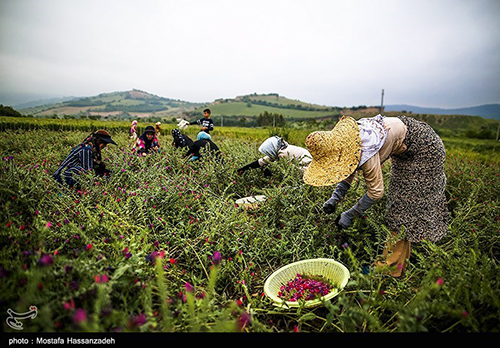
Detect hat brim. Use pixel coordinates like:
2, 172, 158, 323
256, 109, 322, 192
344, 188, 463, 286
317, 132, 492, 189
302, 116, 361, 187
98, 135, 117, 145
303, 156, 358, 186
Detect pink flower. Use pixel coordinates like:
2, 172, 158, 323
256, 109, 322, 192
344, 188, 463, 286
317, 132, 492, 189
436, 277, 444, 286
64, 299, 75, 310
185, 282, 194, 293
73, 309, 87, 324
46, 222, 52, 228
95, 274, 109, 283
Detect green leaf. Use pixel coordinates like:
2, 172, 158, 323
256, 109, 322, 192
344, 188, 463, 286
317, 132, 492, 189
298, 312, 317, 322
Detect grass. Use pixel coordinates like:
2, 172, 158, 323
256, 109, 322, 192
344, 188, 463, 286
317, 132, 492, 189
0, 121, 499, 333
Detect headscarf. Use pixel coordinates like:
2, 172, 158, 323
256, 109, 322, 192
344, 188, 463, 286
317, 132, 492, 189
357, 114, 388, 167
172, 129, 186, 147
197, 131, 212, 141
133, 126, 159, 153
258, 136, 289, 160
131, 120, 137, 135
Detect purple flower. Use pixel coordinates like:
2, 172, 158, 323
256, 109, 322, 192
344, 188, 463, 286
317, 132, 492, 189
37, 254, 53, 267
212, 251, 222, 266
238, 312, 251, 330
128, 313, 147, 328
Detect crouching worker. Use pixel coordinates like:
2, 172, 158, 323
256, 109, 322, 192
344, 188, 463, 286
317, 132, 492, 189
184, 131, 220, 161
132, 125, 160, 155
303, 115, 448, 277
171, 128, 194, 149
237, 136, 311, 177
53, 130, 117, 189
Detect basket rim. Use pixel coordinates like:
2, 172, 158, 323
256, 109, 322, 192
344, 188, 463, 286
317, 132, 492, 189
263, 258, 350, 308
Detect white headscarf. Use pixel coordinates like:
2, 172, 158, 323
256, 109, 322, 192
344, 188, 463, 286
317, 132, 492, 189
258, 136, 289, 159
357, 114, 388, 167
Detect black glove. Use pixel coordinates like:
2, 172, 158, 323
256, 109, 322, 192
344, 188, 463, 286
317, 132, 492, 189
94, 162, 110, 177
323, 201, 337, 214
323, 181, 351, 214
237, 160, 260, 176
337, 193, 377, 229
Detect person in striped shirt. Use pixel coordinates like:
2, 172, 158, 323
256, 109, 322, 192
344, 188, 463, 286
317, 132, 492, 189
53, 130, 117, 189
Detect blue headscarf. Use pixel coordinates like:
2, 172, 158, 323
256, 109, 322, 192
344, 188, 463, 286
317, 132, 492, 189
197, 131, 212, 141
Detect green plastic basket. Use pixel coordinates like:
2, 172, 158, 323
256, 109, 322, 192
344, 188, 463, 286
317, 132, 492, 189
263, 258, 350, 308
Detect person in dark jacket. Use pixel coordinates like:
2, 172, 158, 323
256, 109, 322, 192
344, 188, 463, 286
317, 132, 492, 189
53, 130, 117, 189
184, 131, 220, 161
188, 109, 214, 134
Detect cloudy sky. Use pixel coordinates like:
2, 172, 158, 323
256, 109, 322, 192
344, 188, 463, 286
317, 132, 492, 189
1, 0, 499, 108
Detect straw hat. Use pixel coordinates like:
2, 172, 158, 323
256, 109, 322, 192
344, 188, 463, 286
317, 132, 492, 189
303, 116, 361, 186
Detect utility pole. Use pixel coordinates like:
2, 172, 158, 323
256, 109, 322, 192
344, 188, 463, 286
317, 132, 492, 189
380, 89, 385, 114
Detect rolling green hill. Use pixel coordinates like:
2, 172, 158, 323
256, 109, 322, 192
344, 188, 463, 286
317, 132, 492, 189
18, 90, 347, 121
19, 89, 205, 119
11, 89, 500, 140
192, 93, 342, 119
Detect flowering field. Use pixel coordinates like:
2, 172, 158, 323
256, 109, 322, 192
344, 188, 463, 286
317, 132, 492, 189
1, 122, 499, 333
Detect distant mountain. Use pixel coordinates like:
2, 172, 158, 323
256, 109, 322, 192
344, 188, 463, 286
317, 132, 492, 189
16, 91, 345, 121
0, 91, 72, 108
18, 89, 205, 119
385, 104, 500, 120
13, 96, 79, 109
9, 88, 500, 122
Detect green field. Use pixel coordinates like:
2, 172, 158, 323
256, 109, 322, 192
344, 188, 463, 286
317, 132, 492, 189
197, 101, 337, 119
1, 117, 499, 333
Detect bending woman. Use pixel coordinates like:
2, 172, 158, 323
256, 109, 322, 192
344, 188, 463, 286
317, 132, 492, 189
303, 115, 448, 277
184, 131, 220, 161
237, 136, 312, 177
